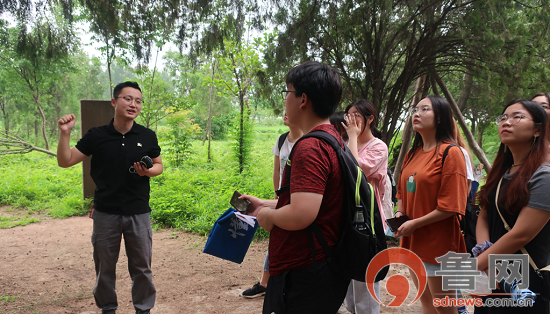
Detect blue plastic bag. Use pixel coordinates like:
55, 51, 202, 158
203, 208, 258, 264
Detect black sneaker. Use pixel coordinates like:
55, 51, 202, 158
242, 282, 266, 299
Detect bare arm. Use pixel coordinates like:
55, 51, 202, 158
57, 114, 88, 168
256, 192, 322, 232
395, 199, 403, 216
394, 209, 455, 237
476, 206, 550, 271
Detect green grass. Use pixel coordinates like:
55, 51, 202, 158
0, 295, 18, 303
0, 215, 40, 229
0, 153, 91, 218
149, 123, 283, 239
0, 118, 497, 234
0, 121, 285, 238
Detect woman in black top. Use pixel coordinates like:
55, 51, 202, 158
475, 99, 550, 313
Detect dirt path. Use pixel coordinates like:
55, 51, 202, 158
0, 213, 422, 314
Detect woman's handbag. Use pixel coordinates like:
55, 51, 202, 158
495, 177, 550, 301
203, 208, 258, 264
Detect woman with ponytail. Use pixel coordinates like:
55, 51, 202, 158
475, 99, 550, 313
342, 99, 388, 314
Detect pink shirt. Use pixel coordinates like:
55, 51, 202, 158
357, 137, 389, 229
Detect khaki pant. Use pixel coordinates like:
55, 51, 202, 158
91, 210, 156, 313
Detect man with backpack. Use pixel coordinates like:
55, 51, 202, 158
241, 61, 352, 313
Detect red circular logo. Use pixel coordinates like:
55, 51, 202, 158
366, 247, 427, 307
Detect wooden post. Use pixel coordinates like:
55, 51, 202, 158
80, 100, 114, 199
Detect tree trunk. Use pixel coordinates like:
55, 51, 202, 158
145, 47, 161, 129
457, 71, 473, 111
34, 120, 38, 146
393, 75, 426, 181
430, 75, 440, 96
477, 124, 484, 148
0, 129, 56, 156
434, 72, 492, 172
239, 91, 245, 173
37, 106, 49, 151
205, 61, 215, 163
1, 101, 8, 133
107, 42, 115, 99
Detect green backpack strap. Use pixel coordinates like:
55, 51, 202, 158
355, 166, 376, 237
355, 166, 362, 206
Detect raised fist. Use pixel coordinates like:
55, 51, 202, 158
58, 114, 76, 133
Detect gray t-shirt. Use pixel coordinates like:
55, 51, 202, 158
503, 163, 550, 212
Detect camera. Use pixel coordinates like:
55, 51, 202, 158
129, 156, 154, 173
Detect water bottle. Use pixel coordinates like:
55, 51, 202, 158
353, 206, 368, 234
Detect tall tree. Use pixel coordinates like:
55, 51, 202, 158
214, 38, 262, 173
0, 13, 76, 151
261, 0, 475, 143
134, 68, 186, 129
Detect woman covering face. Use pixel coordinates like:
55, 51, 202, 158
340, 100, 389, 314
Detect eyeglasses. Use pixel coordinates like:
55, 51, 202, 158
281, 90, 298, 100
116, 95, 143, 105
346, 112, 361, 118
409, 106, 432, 116
495, 114, 537, 126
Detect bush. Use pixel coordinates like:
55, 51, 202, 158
190, 112, 236, 140
0, 153, 92, 217
158, 109, 202, 167
0, 123, 282, 239
149, 133, 275, 239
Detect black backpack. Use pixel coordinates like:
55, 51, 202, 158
277, 131, 289, 151
441, 144, 479, 256
279, 130, 388, 282
387, 167, 398, 204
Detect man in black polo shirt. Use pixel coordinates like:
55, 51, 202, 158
56, 81, 162, 314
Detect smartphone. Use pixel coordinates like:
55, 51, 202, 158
230, 190, 250, 214
386, 215, 410, 232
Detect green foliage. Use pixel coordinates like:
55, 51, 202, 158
158, 109, 202, 167
0, 153, 92, 218
163, 52, 234, 140
212, 38, 264, 173
149, 126, 277, 238
0, 216, 40, 229
231, 109, 254, 173
134, 68, 187, 129
189, 112, 236, 140
0, 124, 281, 239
